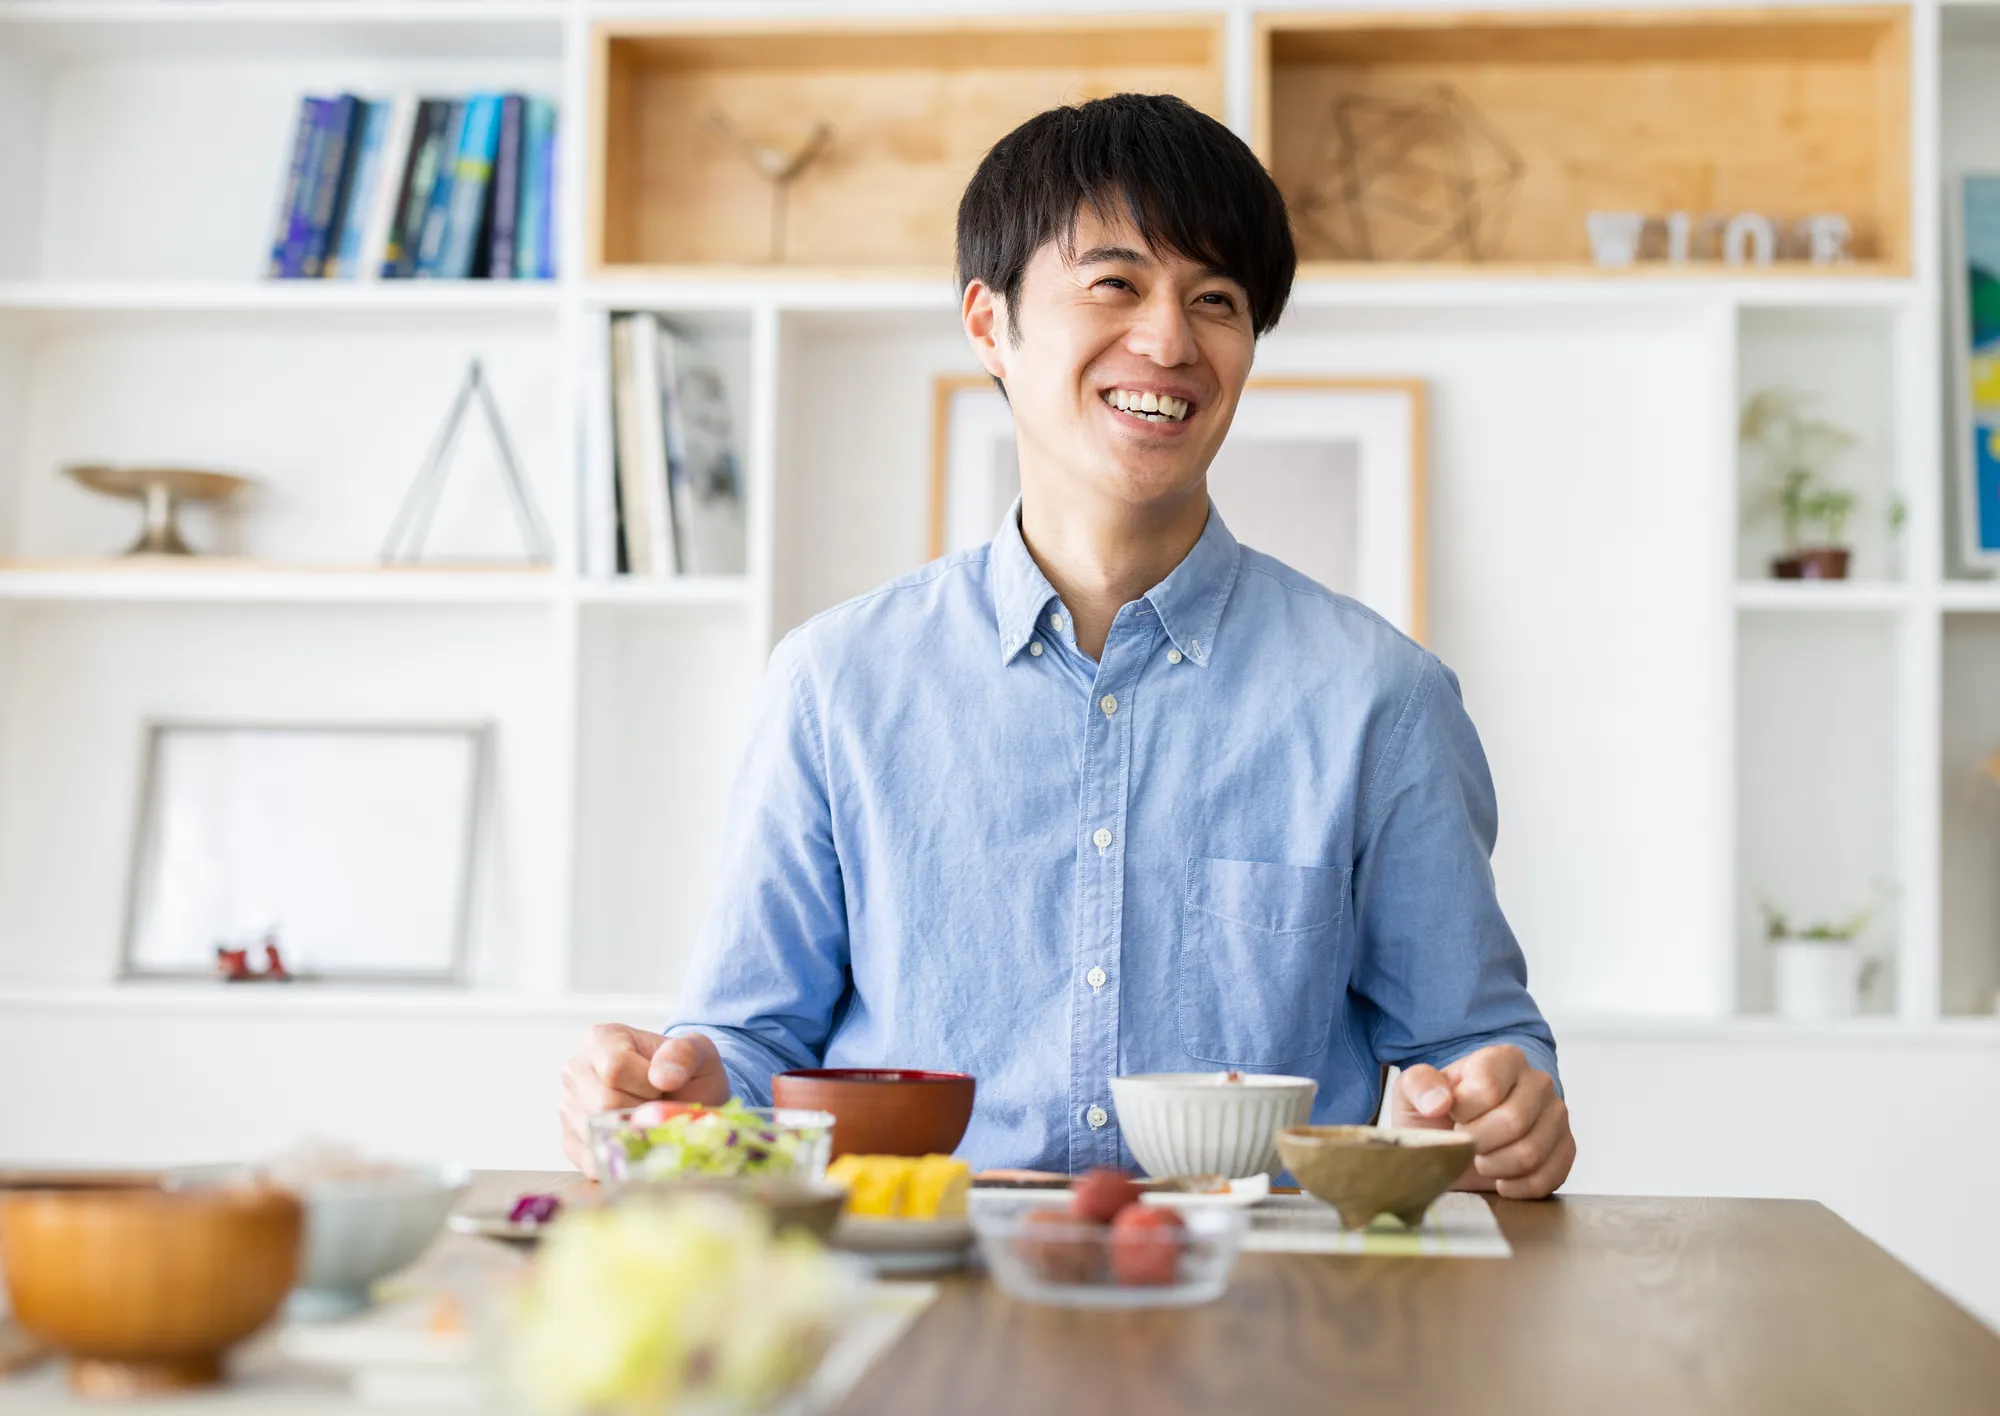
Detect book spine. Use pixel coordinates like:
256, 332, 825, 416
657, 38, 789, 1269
266, 96, 318, 278
486, 95, 524, 281
356, 94, 417, 283
413, 100, 466, 279
514, 97, 549, 280
660, 328, 747, 577
383, 98, 445, 279
653, 324, 687, 575
438, 94, 501, 280
536, 103, 558, 279
608, 315, 656, 578
301, 94, 360, 279
278, 98, 331, 279
330, 99, 390, 281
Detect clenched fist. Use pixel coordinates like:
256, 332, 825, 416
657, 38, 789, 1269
1387, 1043, 1574, 1200
559, 1024, 731, 1176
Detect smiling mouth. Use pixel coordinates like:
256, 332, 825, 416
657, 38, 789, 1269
1102, 388, 1192, 423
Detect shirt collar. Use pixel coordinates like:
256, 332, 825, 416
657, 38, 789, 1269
988, 496, 1241, 669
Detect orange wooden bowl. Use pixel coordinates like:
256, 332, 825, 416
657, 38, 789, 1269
0, 1183, 302, 1396
770, 1069, 975, 1158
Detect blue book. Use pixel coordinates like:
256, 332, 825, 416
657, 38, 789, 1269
266, 96, 319, 278
413, 100, 466, 278
436, 94, 502, 280
329, 99, 391, 280
514, 96, 553, 280
301, 94, 360, 278
277, 97, 332, 279
485, 95, 524, 280
534, 100, 557, 279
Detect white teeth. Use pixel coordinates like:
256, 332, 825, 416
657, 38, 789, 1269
1103, 390, 1190, 422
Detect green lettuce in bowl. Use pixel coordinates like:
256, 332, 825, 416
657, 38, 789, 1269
589, 1101, 834, 1195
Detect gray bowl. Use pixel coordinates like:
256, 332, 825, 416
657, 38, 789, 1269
167, 1161, 468, 1320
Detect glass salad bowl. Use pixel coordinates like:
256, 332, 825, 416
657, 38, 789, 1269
589, 1101, 835, 1197
969, 1196, 1248, 1309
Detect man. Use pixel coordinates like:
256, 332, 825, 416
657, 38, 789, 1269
562, 94, 1574, 1198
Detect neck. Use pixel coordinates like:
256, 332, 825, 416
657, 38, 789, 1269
1016, 478, 1209, 661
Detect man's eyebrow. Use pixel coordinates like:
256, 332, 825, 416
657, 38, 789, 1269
1072, 244, 1238, 284
1072, 244, 1153, 267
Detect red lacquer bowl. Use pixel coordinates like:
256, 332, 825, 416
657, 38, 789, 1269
769, 1069, 975, 1158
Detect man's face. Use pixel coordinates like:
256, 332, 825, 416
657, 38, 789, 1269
964, 204, 1257, 514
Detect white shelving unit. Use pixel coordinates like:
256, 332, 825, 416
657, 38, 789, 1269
0, 0, 1994, 1031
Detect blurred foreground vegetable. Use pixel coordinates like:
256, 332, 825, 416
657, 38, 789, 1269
508, 1195, 855, 1415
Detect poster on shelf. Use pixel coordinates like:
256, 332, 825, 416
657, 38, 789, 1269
1950, 174, 2000, 568
928, 376, 1428, 642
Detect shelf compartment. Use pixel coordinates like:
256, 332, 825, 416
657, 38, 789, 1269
589, 17, 1226, 275
1256, 7, 1911, 274
1941, 616, 2000, 1017
1735, 611, 1902, 1016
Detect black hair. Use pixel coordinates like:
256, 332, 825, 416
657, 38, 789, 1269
955, 93, 1296, 339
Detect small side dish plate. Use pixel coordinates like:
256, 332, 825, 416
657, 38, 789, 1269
445, 1208, 556, 1245
1138, 1173, 1271, 1212
830, 1215, 975, 1274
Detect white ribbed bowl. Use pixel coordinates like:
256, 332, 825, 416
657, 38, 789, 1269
1109, 1073, 1319, 1180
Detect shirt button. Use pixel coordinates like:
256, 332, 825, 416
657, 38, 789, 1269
1029, 642, 1043, 657
1093, 827, 1112, 850
1086, 965, 1107, 988
1050, 613, 1065, 631
1167, 648, 1182, 664
1086, 1105, 1108, 1129
1099, 694, 1117, 716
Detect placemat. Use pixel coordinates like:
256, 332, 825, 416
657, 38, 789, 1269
1241, 1191, 1512, 1258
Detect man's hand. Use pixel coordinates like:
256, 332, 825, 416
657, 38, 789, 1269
559, 1025, 732, 1176
1388, 1044, 1574, 1199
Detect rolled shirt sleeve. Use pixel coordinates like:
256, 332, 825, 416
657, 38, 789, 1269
1352, 654, 1562, 1095
664, 634, 850, 1106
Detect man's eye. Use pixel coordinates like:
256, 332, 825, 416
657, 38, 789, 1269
1197, 292, 1237, 310
1094, 277, 1134, 292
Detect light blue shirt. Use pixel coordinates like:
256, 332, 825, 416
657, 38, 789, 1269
669, 501, 1559, 1173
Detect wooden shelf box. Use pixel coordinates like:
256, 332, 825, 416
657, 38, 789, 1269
589, 18, 1227, 278
1255, 6, 1911, 276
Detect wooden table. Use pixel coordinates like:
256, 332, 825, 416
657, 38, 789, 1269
835, 1195, 2000, 1416
6, 1178, 1998, 1413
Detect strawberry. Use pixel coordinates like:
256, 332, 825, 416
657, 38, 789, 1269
1015, 1208, 1105, 1285
1108, 1205, 1185, 1286
1067, 1168, 1143, 1225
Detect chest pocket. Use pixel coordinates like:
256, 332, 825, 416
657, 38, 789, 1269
1177, 856, 1349, 1068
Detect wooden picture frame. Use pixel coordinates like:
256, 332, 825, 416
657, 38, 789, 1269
928, 374, 1428, 641
119, 721, 488, 985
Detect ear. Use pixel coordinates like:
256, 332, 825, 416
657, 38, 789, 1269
962, 279, 1009, 383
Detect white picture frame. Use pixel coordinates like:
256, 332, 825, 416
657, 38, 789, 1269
929, 374, 1428, 640
120, 721, 488, 984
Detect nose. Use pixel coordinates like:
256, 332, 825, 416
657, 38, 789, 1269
1125, 289, 1198, 368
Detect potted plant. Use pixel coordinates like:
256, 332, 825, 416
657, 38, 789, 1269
1739, 387, 1860, 580
1759, 894, 1887, 1020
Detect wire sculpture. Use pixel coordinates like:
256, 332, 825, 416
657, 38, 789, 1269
382, 358, 553, 565
1293, 85, 1525, 263
705, 109, 834, 264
